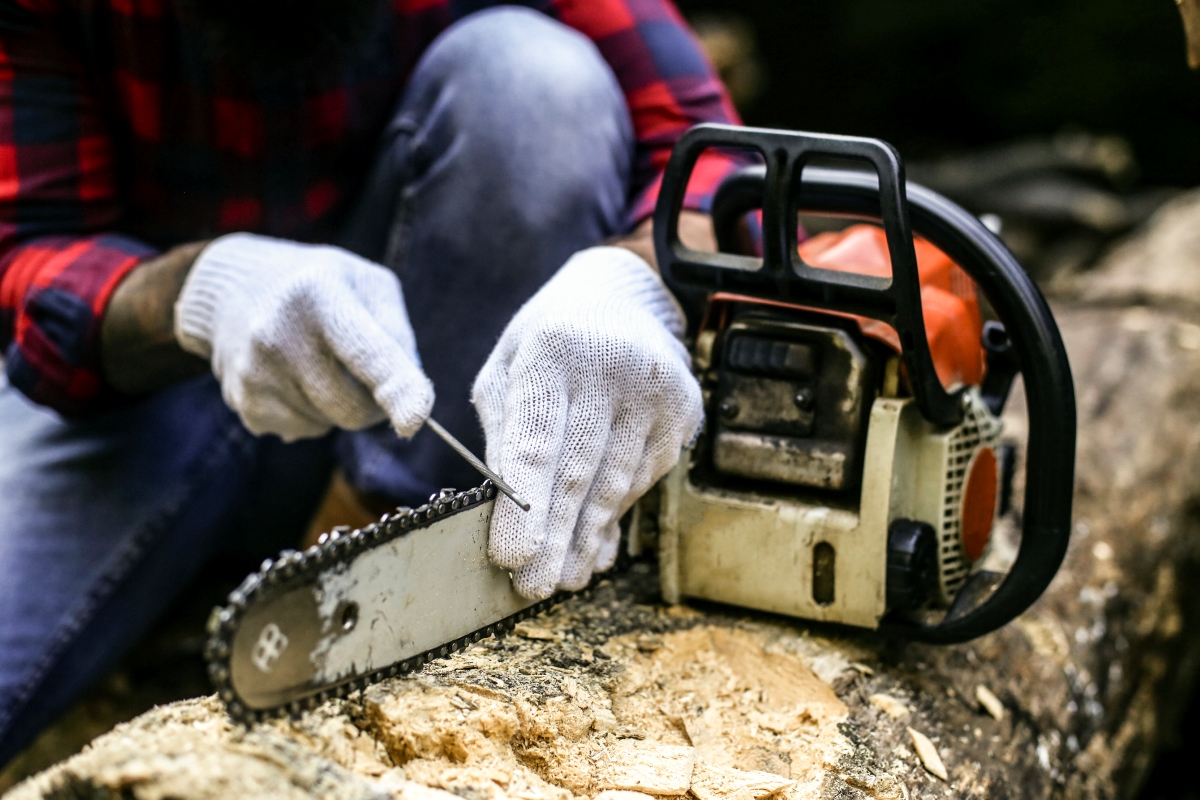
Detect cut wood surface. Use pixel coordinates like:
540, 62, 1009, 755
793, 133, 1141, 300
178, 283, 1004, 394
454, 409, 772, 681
9, 193, 1200, 800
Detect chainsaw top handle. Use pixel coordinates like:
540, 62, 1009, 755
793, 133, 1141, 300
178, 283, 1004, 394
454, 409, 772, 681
652, 123, 1076, 645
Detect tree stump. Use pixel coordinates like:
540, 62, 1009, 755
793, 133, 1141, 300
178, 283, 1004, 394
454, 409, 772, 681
8, 192, 1200, 800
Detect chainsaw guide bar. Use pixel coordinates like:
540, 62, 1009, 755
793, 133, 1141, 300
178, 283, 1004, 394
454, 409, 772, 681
204, 482, 565, 724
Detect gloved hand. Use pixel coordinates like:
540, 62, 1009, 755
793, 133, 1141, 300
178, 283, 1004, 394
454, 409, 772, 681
175, 232, 434, 441
472, 246, 703, 599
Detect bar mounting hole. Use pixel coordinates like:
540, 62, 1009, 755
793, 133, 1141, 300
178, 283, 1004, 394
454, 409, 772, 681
340, 602, 359, 632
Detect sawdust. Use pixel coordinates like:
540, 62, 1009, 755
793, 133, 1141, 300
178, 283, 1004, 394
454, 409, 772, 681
0, 543, 923, 800
357, 605, 850, 797
608, 626, 847, 783
5, 572, 863, 800
4, 697, 389, 800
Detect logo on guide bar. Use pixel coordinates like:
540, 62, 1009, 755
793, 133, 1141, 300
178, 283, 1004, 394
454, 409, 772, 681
252, 623, 289, 673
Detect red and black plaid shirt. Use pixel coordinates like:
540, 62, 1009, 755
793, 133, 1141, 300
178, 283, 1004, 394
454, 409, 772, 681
0, 0, 740, 416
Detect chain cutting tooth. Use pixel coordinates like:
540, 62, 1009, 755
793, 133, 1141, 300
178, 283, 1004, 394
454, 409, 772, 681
388, 509, 411, 534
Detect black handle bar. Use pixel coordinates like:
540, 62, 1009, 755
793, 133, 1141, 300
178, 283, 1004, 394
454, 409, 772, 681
652, 124, 1076, 644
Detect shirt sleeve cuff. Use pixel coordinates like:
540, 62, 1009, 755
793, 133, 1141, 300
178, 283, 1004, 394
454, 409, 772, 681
1, 233, 158, 416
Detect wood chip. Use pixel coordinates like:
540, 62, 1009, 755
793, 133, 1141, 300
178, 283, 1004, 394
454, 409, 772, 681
975, 685, 1005, 720
378, 776, 463, 800
869, 693, 910, 719
594, 791, 657, 800
592, 708, 619, 733
690, 759, 794, 800
513, 622, 558, 641
906, 727, 948, 781
507, 769, 571, 800
596, 741, 695, 795
636, 635, 663, 653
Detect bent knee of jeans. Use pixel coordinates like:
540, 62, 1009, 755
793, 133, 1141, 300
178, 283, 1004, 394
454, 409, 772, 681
416, 7, 632, 150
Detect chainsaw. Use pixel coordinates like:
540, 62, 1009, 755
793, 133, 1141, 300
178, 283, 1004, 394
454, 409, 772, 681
204, 124, 1076, 722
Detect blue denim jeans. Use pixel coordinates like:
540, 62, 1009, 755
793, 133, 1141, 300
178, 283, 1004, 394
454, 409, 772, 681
0, 7, 632, 766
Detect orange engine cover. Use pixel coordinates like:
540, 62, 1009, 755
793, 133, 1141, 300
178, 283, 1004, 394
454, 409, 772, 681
797, 225, 985, 389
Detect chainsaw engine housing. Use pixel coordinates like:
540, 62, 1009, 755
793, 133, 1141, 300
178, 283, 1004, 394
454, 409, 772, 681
652, 125, 1074, 642
657, 288, 1004, 629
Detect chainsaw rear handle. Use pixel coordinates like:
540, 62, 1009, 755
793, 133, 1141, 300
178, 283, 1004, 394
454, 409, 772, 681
652, 123, 1076, 644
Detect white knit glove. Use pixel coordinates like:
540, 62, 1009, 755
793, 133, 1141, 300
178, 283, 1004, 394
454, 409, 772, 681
175, 233, 433, 441
472, 246, 703, 599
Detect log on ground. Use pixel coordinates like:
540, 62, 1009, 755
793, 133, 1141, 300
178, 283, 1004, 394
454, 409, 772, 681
9, 193, 1200, 800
